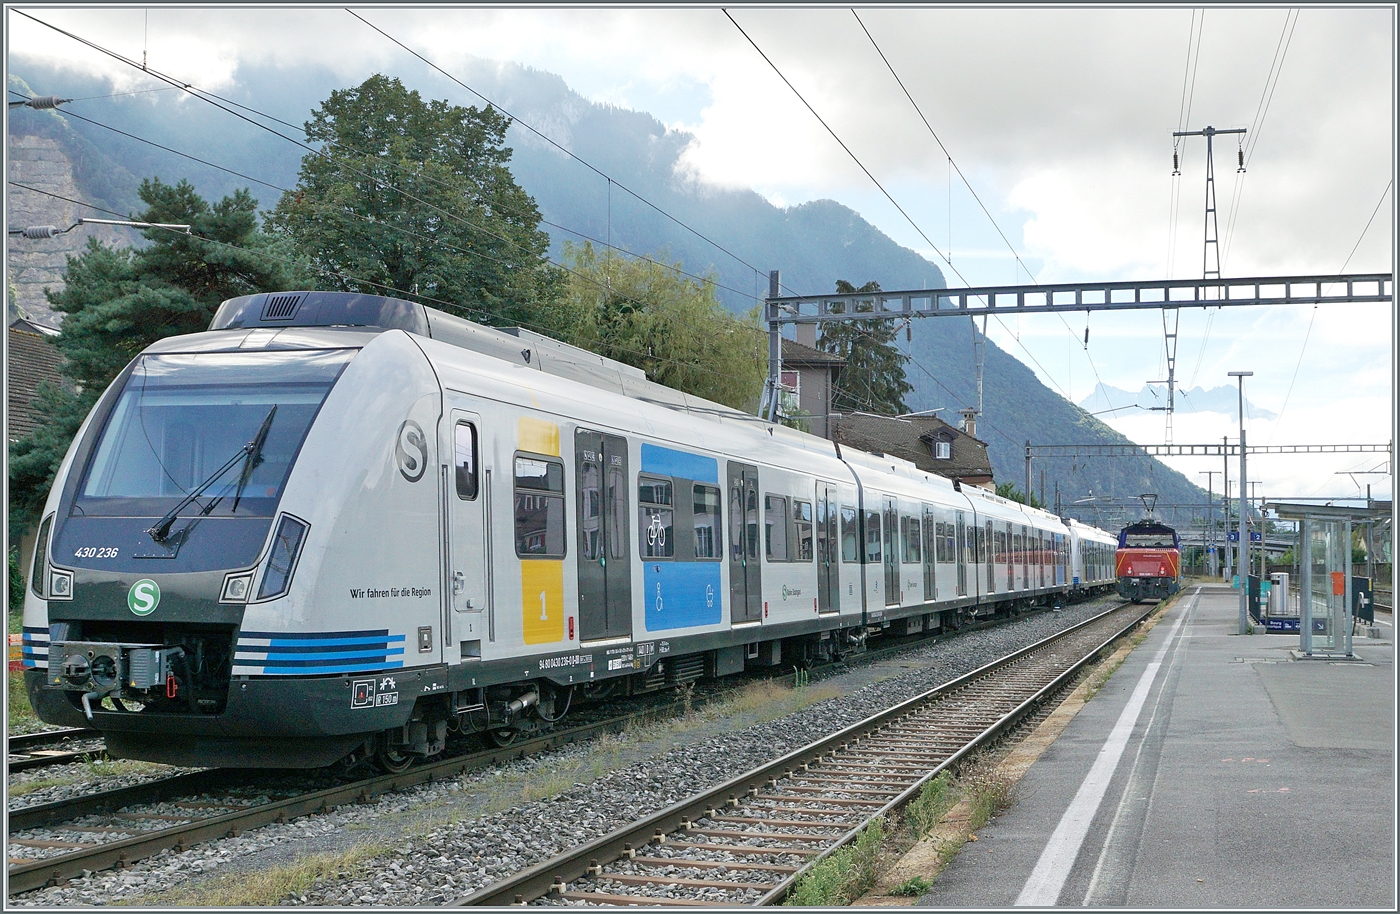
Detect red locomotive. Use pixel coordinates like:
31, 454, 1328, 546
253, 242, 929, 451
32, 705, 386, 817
1115, 517, 1181, 602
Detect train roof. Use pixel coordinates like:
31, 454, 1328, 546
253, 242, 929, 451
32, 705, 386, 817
210, 291, 750, 419
1121, 519, 1178, 534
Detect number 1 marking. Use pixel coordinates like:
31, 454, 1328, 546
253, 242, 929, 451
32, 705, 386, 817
539, 590, 548, 621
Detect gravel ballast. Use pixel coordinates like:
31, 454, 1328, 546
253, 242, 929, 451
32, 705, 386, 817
10, 597, 1120, 906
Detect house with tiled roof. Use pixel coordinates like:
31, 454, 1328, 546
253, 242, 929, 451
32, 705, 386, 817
829, 410, 995, 490
7, 316, 65, 442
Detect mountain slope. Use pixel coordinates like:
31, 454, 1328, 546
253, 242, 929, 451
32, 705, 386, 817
8, 57, 1208, 525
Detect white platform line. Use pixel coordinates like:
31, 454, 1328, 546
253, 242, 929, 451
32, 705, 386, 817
1013, 595, 1194, 907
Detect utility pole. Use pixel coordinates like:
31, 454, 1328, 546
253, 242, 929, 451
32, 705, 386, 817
1168, 125, 1247, 442
972, 314, 988, 420
1230, 370, 1253, 634
1199, 470, 1218, 577
1249, 480, 1263, 577
761, 270, 783, 421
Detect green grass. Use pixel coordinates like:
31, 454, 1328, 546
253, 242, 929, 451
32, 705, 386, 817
9, 758, 170, 797
785, 816, 888, 906
891, 876, 932, 897
124, 841, 390, 906
903, 772, 953, 838
8, 668, 40, 733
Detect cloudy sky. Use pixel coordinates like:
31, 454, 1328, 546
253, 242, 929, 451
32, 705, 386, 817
7, 5, 1395, 505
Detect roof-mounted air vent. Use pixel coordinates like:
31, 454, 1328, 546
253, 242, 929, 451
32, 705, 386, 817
261, 293, 304, 321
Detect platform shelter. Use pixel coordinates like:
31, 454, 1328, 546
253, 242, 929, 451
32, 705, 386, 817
1268, 501, 1390, 658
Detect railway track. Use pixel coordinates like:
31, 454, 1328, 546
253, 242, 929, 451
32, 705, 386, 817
5, 693, 724, 896
6, 728, 106, 773
5, 597, 1112, 897
454, 600, 1154, 907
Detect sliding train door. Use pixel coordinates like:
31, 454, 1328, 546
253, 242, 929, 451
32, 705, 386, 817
728, 462, 762, 623
445, 399, 490, 659
575, 430, 632, 641
816, 483, 839, 614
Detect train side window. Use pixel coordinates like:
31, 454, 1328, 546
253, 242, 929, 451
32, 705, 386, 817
580, 460, 601, 560
793, 499, 814, 562
608, 467, 628, 560
903, 515, 921, 564
765, 494, 789, 561
693, 484, 722, 560
922, 505, 936, 596
639, 475, 674, 558
840, 504, 859, 563
864, 509, 881, 564
730, 483, 746, 562
453, 422, 479, 499
514, 455, 565, 557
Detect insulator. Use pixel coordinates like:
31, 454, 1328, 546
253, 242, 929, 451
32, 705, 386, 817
1172, 152, 1180, 175
25, 96, 68, 110
1237, 148, 1246, 173
22, 226, 61, 239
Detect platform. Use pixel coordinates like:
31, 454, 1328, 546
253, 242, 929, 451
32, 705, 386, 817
917, 583, 1395, 908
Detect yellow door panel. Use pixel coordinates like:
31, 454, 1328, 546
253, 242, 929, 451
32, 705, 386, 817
521, 560, 565, 645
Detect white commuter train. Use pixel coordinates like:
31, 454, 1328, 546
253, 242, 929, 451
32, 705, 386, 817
22, 292, 1118, 770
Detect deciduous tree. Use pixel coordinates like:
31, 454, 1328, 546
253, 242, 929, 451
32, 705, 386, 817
559, 242, 765, 411
266, 74, 565, 328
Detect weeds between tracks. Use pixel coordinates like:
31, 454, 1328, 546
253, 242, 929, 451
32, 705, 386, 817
784, 759, 1013, 906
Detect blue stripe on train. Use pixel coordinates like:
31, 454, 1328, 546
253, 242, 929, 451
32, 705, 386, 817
640, 443, 719, 484
240, 629, 401, 641
259, 660, 405, 674
241, 637, 407, 651
236, 647, 405, 663
234, 629, 407, 675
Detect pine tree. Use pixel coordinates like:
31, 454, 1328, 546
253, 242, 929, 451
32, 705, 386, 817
817, 280, 912, 415
8, 178, 300, 540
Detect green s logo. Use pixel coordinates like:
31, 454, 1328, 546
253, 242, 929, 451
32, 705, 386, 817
128, 579, 160, 615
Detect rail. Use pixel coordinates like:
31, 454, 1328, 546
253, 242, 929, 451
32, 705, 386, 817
454, 600, 1154, 906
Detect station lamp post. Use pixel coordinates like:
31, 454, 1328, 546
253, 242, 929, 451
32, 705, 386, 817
1229, 370, 1253, 634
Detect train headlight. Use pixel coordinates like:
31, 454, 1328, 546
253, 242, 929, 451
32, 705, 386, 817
256, 514, 309, 601
48, 569, 73, 600
220, 571, 254, 603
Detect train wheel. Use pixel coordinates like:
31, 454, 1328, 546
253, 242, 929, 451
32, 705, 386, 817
487, 727, 519, 748
375, 744, 414, 773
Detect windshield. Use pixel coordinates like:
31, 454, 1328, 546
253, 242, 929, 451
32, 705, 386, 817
76, 350, 354, 517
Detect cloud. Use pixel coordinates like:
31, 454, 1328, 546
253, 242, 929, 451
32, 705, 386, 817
7, 5, 1389, 501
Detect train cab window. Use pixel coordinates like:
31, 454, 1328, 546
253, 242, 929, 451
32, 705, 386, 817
793, 499, 814, 562
639, 475, 674, 558
693, 484, 722, 560
453, 422, 479, 499
514, 456, 566, 557
903, 516, 921, 564
765, 495, 789, 561
864, 509, 881, 564
841, 505, 860, 563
